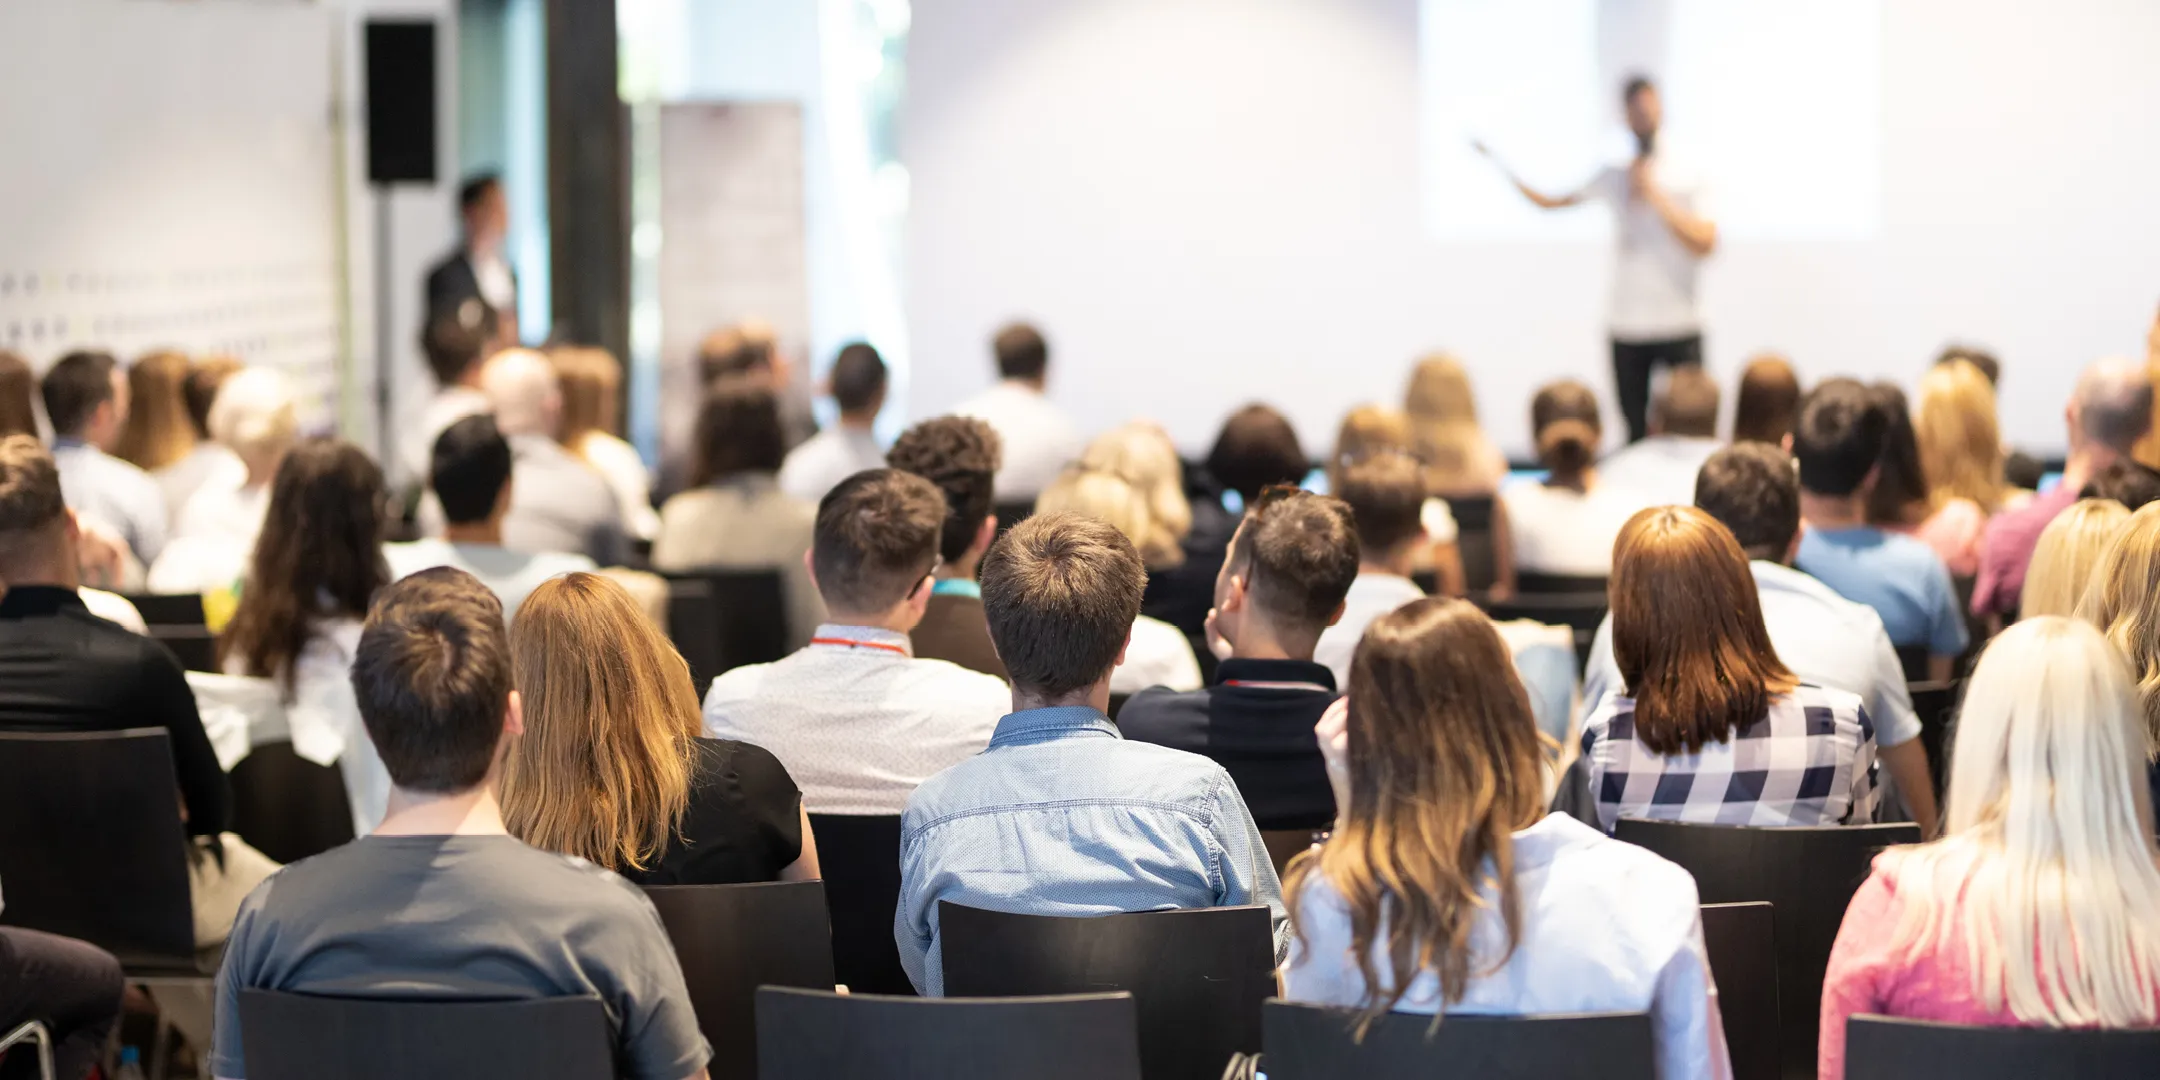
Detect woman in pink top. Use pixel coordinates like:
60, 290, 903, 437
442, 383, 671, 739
1818, 616, 2160, 1079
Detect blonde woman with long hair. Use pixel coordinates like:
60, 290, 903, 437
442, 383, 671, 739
551, 346, 659, 541
503, 571, 818, 884
2075, 504, 2160, 795
1819, 617, 2160, 1078
1050, 422, 1192, 570
2019, 498, 2129, 618
1403, 354, 1506, 495
1331, 404, 1485, 597
1037, 447, 1204, 695
1898, 359, 2008, 576
1284, 598, 1726, 1079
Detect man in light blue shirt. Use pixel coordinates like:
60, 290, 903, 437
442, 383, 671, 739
42, 351, 167, 565
895, 511, 1288, 995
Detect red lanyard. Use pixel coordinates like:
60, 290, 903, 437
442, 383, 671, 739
1222, 679, 1332, 693
811, 636, 910, 657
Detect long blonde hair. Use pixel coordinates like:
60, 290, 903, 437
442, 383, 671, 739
552, 346, 622, 459
114, 350, 196, 471
1916, 359, 2007, 511
502, 572, 700, 872
1403, 354, 1500, 495
1880, 617, 2160, 1027
1038, 423, 1191, 570
2075, 503, 2160, 757
2021, 499, 2129, 619
1285, 598, 1545, 1031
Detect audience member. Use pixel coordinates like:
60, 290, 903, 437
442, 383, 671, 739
702, 469, 1007, 813
0, 922, 124, 1080
2080, 457, 2160, 511
0, 351, 36, 438
162, 355, 246, 518
552, 346, 660, 542
1502, 379, 1635, 578
1598, 365, 1723, 508
219, 439, 395, 835
652, 377, 823, 648
1583, 506, 1879, 830
0, 435, 271, 948
210, 568, 712, 1080
503, 571, 816, 885
1583, 444, 1938, 837
149, 368, 300, 595
779, 342, 890, 503
2074, 502, 2160, 805
1818, 617, 2160, 1078
1973, 356, 2151, 617
2018, 498, 2129, 619
694, 318, 816, 452
1314, 454, 1429, 686
1327, 404, 1412, 489
1284, 598, 1726, 1080
388, 415, 596, 619
42, 350, 167, 564
1864, 380, 1985, 582
895, 512, 1288, 995
1903, 360, 2009, 577
1329, 404, 1470, 594
1731, 352, 1799, 445
1168, 404, 1312, 672
402, 303, 499, 486
1034, 433, 1204, 695
1936, 345, 2050, 492
1403, 353, 1508, 495
954, 322, 1084, 502
463, 348, 629, 567
1120, 486, 1358, 831
113, 350, 195, 483
0, 353, 137, 620
1791, 379, 1968, 676
887, 415, 1008, 680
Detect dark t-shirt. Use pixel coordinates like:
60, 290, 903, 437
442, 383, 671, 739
210, 834, 710, 1080
1117, 657, 1339, 831
624, 737, 803, 886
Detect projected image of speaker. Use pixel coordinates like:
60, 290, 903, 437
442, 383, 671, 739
364, 21, 437, 185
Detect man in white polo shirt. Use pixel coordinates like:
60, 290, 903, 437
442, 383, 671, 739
1484, 74, 1718, 444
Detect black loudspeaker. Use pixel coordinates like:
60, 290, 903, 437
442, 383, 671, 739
364, 21, 438, 184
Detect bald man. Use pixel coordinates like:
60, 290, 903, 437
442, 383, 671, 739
422, 349, 628, 567
1973, 356, 2154, 617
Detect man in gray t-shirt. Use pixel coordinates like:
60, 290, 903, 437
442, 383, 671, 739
210, 568, 709, 1080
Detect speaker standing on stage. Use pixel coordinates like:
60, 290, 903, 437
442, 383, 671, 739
426, 173, 518, 338
1481, 75, 1719, 444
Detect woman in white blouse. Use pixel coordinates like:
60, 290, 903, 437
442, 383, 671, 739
1500, 379, 1638, 579
1284, 597, 1727, 1080
149, 367, 299, 595
552, 345, 660, 541
217, 439, 394, 834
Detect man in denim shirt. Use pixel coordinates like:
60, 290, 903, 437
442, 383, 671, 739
895, 512, 1289, 995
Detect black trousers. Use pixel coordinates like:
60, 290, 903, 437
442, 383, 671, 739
0, 927, 124, 1080
1611, 333, 1704, 444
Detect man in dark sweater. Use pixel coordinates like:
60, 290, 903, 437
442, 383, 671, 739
1118, 486, 1360, 831
889, 415, 1009, 681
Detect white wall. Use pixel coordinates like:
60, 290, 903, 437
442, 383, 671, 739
904, 0, 2160, 457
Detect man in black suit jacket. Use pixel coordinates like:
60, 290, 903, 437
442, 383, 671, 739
425, 173, 517, 331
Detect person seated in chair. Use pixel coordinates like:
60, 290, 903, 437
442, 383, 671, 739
1118, 486, 1358, 832
886, 415, 1008, 680
388, 415, 595, 621
702, 469, 1010, 815
42, 350, 167, 565
895, 512, 1289, 996
210, 568, 710, 1080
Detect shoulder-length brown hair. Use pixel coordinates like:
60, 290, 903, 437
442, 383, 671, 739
0, 352, 37, 438
1284, 598, 1546, 1032
551, 346, 622, 455
501, 571, 701, 872
1611, 506, 1796, 753
115, 350, 197, 471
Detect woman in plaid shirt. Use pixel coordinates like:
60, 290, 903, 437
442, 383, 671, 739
1582, 506, 1878, 831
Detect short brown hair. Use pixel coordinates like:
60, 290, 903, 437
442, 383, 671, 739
350, 567, 513, 794
1228, 487, 1360, 631
1206, 404, 1308, 505
993, 322, 1048, 381
181, 356, 244, 440
420, 306, 496, 386
1654, 367, 1720, 437
1693, 443, 1800, 559
1530, 380, 1602, 477
1335, 454, 1425, 555
692, 375, 786, 485
1611, 507, 1796, 754
813, 469, 947, 613
981, 512, 1145, 696
888, 415, 1002, 563
0, 353, 35, 440
1732, 355, 1800, 445
0, 434, 66, 538
41, 351, 116, 436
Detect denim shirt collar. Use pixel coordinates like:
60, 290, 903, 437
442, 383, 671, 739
987, 706, 1120, 749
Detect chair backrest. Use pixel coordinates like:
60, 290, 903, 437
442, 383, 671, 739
1699, 902, 1780, 1080
1259, 1000, 1655, 1080
804, 814, 913, 995
1108, 692, 1132, 720
755, 986, 1142, 1080
124, 593, 207, 626
1844, 1015, 2160, 1080
0, 728, 196, 967
1261, 830, 1320, 879
1513, 572, 1609, 596
664, 569, 791, 689
1893, 644, 1931, 683
1479, 592, 1608, 635
1905, 680, 1959, 797
643, 881, 837, 1080
992, 500, 1034, 537
228, 739, 356, 864
124, 593, 219, 673
1449, 495, 1498, 594
939, 902, 1276, 1080
1614, 820, 1920, 1080
237, 991, 615, 1080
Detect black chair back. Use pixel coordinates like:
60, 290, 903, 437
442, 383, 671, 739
755, 986, 1143, 1080
1615, 820, 1921, 1080
1449, 495, 1499, 595
1700, 902, 1780, 1080
1513, 572, 1609, 595
237, 991, 615, 1080
125, 593, 217, 673
1259, 1000, 1655, 1080
992, 500, 1034, 537
0, 729, 196, 968
664, 570, 791, 690
1844, 1014, 2160, 1080
643, 881, 837, 1080
939, 902, 1275, 1080
805, 814, 914, 995
1905, 680, 1960, 797
1893, 644, 1931, 683
1261, 830, 1320, 879
1478, 592, 1607, 672
229, 740, 355, 864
